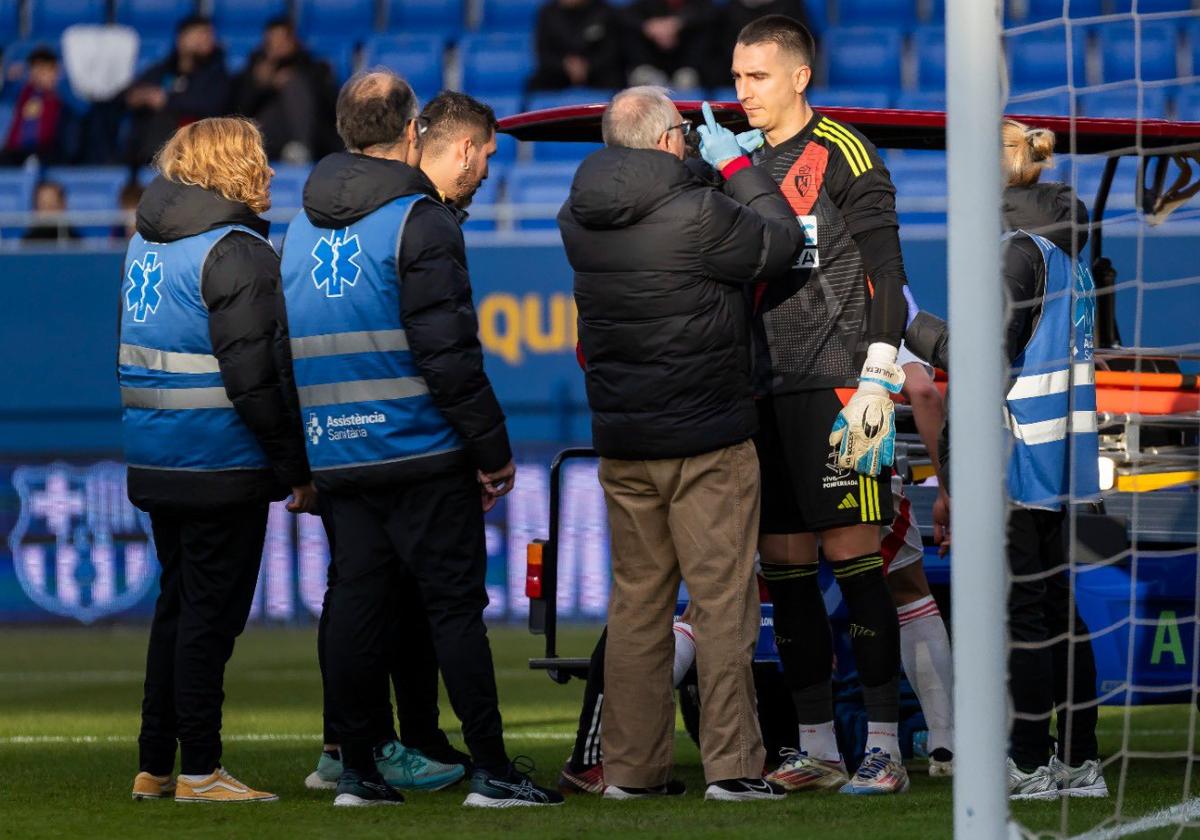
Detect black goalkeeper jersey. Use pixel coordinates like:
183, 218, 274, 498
750, 110, 901, 395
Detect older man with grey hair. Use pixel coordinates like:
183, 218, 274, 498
558, 88, 803, 801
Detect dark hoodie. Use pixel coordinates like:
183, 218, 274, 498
123, 176, 311, 510
295, 152, 512, 485
559, 146, 802, 460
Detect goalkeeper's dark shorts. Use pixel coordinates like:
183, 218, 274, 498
754, 390, 894, 534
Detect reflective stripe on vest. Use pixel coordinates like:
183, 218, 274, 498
1005, 230, 1100, 508
118, 224, 273, 472
280, 194, 462, 475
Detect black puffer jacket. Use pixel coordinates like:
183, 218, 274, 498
559, 147, 802, 460
298, 153, 511, 487
125, 177, 311, 511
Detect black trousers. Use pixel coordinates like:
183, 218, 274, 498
323, 468, 507, 774
570, 628, 608, 770
138, 503, 268, 776
317, 492, 450, 752
1007, 507, 1100, 769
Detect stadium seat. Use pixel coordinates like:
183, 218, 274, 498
362, 34, 445, 102
1190, 19, 1200, 78
809, 87, 892, 109
1007, 90, 1073, 116
211, 0, 288, 37
530, 141, 602, 163
460, 33, 533, 96
306, 36, 357, 82
479, 0, 542, 32
30, 0, 107, 38
43, 166, 128, 239
462, 171, 501, 232
384, 0, 464, 34
221, 34, 261, 75
115, 0, 196, 36
297, 0, 375, 39
525, 89, 612, 112
1078, 87, 1169, 119
894, 90, 946, 111
1006, 26, 1089, 91
914, 26, 945, 91
507, 163, 576, 230
823, 28, 903, 91
1176, 86, 1200, 120
836, 0, 917, 28
0, 0, 20, 42
1023, 0, 1103, 23
887, 157, 946, 225
926, 0, 943, 24
1110, 0, 1193, 12
487, 94, 522, 118
0, 166, 34, 239
269, 164, 310, 213
136, 36, 173, 73
1097, 21, 1180, 84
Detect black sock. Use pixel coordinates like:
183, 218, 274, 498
324, 747, 341, 760
761, 563, 834, 722
833, 554, 900, 723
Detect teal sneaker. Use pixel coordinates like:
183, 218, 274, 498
463, 758, 564, 808
304, 749, 342, 791
376, 739, 465, 791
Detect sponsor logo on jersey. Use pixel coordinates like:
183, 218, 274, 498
793, 215, 820, 269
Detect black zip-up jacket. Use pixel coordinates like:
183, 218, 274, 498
297, 152, 512, 489
559, 147, 803, 460
124, 177, 311, 511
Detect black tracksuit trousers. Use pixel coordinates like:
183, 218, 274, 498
138, 503, 268, 776
1007, 506, 1100, 770
322, 468, 507, 775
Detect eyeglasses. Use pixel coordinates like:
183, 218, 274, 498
662, 119, 693, 138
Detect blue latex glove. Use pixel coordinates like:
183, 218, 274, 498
902, 284, 918, 328
696, 101, 746, 168
735, 128, 765, 154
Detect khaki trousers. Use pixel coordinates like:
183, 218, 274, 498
599, 439, 765, 787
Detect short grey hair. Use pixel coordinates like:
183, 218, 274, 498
601, 86, 678, 149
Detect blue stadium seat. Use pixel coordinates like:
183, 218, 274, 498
211, 0, 288, 36
525, 89, 612, 112
269, 164, 310, 212
1078, 88, 1169, 119
30, 0, 107, 38
43, 166, 128, 239
486, 94, 522, 118
927, 0, 943, 24
530, 141, 602, 163
0, 0, 21, 41
507, 163, 576, 230
363, 34, 445, 101
462, 171, 501, 233
297, 0, 375, 39
1006, 26, 1089, 91
136, 37, 173, 73
1098, 21, 1180, 84
895, 90, 946, 111
221, 34, 261, 75
1007, 91, 1073, 116
809, 87, 892, 109
307, 36, 357, 82
914, 26, 945, 91
0, 166, 33, 239
1176, 86, 1200, 121
384, 0, 464, 33
1191, 20, 1200, 79
460, 33, 533, 96
823, 27, 903, 90
837, 0, 917, 28
493, 132, 517, 164
115, 0, 196, 36
1023, 0, 1102, 23
480, 0, 541, 32
1111, 0, 1193, 12
887, 157, 946, 225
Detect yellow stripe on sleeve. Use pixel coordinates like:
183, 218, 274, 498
817, 118, 873, 176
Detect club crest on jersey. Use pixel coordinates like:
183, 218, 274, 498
794, 166, 812, 196
8, 463, 157, 623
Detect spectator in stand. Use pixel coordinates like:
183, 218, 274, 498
125, 15, 231, 165
621, 0, 719, 90
233, 17, 340, 164
529, 0, 625, 91
114, 181, 144, 240
24, 181, 80, 242
2, 47, 69, 165
719, 0, 815, 66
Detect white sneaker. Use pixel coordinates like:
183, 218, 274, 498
1049, 756, 1109, 798
703, 778, 786, 801
1007, 757, 1065, 801
928, 748, 954, 778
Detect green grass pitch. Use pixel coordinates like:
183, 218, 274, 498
0, 626, 1194, 838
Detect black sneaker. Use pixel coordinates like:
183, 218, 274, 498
704, 777, 787, 801
462, 758, 565, 808
603, 778, 687, 799
333, 769, 405, 807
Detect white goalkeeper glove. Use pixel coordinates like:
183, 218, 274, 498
828, 343, 906, 477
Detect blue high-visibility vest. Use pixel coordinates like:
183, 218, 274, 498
118, 225, 271, 471
280, 196, 461, 480
1005, 230, 1100, 509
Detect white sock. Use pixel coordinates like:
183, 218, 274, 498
799, 721, 841, 763
898, 595, 955, 754
179, 773, 213, 783
672, 622, 696, 687
865, 721, 900, 758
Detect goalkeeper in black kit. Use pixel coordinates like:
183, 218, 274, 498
727, 15, 913, 795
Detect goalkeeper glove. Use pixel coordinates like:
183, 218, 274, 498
828, 343, 906, 477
